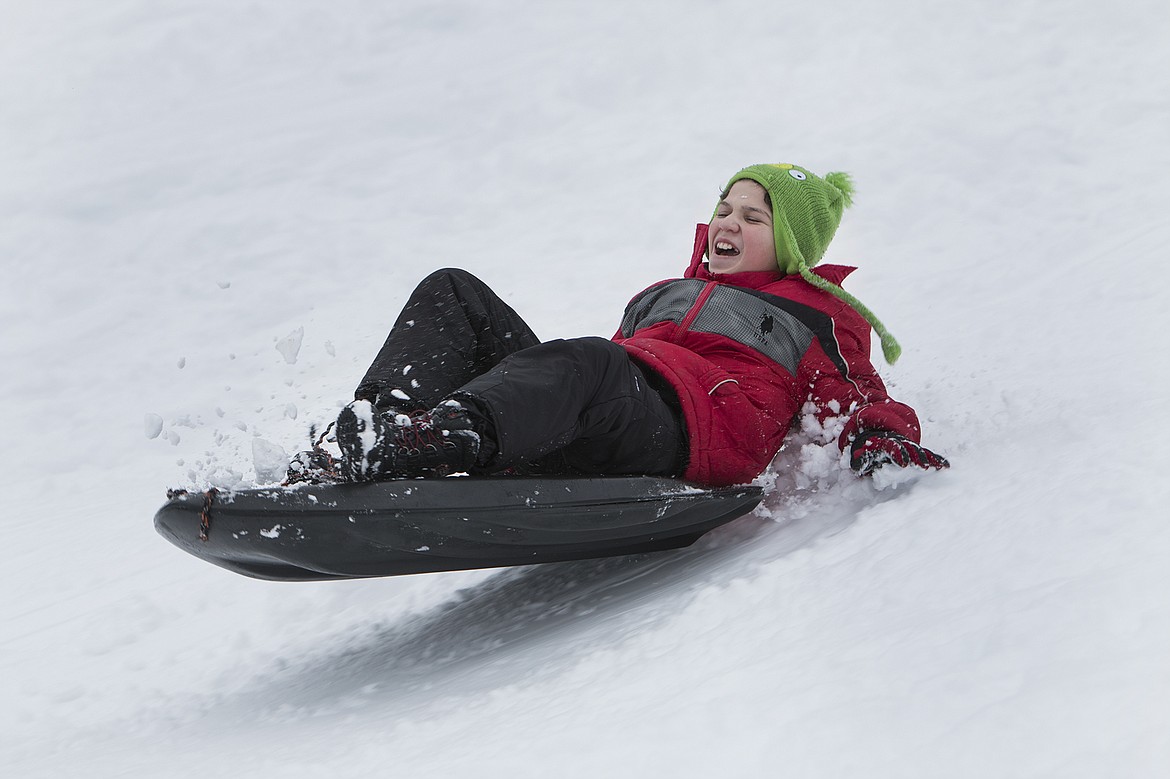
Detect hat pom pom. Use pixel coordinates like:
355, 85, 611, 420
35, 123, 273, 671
824, 171, 854, 208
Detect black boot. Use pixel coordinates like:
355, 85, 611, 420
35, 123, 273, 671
283, 447, 343, 485
336, 399, 480, 481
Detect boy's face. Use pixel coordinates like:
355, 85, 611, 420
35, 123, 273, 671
707, 179, 777, 274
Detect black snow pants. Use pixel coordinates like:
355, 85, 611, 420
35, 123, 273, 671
354, 268, 685, 477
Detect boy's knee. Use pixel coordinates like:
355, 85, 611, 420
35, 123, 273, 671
573, 336, 626, 357
421, 267, 482, 289
581, 337, 632, 372
541, 337, 627, 370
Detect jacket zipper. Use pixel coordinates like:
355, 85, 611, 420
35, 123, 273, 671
677, 281, 740, 395
675, 281, 717, 340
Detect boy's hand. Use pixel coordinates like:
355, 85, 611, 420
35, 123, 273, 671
850, 430, 949, 476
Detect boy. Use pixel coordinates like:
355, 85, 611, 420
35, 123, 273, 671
289, 163, 947, 487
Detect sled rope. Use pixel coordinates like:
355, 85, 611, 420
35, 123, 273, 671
198, 488, 217, 541
312, 421, 335, 449
163, 487, 219, 541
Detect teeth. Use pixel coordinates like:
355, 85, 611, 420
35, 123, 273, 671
715, 241, 738, 255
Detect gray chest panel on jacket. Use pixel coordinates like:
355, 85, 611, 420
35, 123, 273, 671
621, 280, 815, 376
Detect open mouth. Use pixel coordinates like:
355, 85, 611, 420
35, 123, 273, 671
714, 240, 740, 257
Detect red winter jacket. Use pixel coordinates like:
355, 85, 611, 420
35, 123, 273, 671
612, 224, 921, 487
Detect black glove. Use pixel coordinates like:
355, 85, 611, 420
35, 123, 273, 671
850, 430, 950, 476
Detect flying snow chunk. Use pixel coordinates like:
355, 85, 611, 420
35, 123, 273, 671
217, 280, 231, 289
275, 327, 304, 364
252, 438, 289, 484
144, 413, 164, 439
324, 340, 335, 357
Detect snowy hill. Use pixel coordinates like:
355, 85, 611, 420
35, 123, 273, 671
3, 0, 1168, 775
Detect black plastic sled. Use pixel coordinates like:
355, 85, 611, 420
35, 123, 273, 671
154, 476, 764, 581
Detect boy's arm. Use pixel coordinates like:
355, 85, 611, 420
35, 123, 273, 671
797, 306, 922, 451
798, 303, 948, 474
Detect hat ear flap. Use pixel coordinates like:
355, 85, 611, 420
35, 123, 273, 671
772, 211, 805, 276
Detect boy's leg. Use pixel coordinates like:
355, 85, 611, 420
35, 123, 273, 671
454, 337, 685, 477
354, 268, 540, 410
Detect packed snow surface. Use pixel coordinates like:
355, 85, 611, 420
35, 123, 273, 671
3, 0, 1168, 776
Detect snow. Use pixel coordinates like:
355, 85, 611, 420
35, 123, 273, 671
3, 0, 1169, 776
251, 437, 290, 484
143, 413, 164, 440
275, 326, 305, 365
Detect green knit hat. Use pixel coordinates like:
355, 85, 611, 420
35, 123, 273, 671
719, 163, 901, 363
